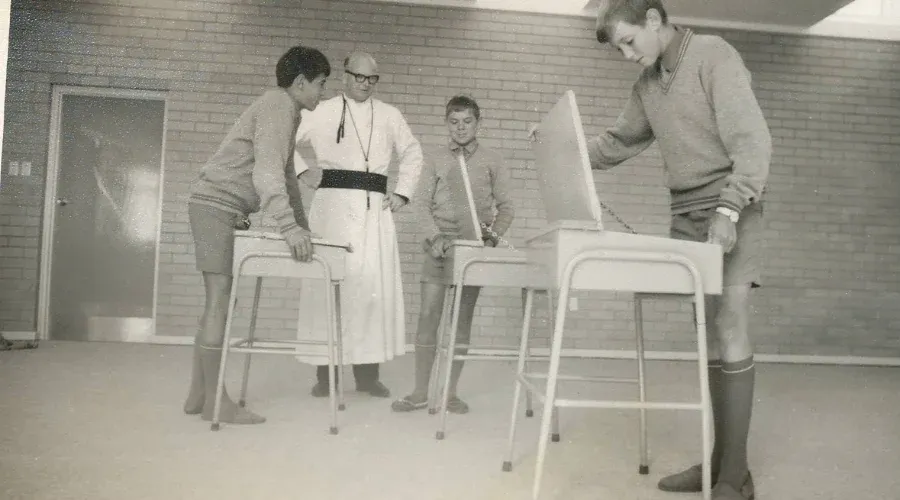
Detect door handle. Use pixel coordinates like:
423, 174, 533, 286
56, 198, 70, 206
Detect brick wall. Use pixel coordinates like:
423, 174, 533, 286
3, 0, 900, 357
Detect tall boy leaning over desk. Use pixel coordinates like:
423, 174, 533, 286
529, 1, 771, 499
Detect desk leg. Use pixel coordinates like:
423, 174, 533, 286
334, 283, 345, 412
633, 294, 649, 474
521, 288, 534, 419
693, 298, 713, 500
436, 284, 464, 440
238, 277, 263, 408
428, 286, 454, 415
532, 284, 571, 500
326, 280, 339, 435
502, 287, 536, 472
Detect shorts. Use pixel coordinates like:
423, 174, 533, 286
188, 202, 250, 276
670, 202, 764, 288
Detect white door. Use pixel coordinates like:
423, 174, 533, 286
38, 87, 167, 342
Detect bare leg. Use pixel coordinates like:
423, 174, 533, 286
197, 272, 265, 424
447, 286, 481, 401
392, 282, 445, 411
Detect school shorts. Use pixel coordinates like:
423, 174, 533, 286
670, 202, 764, 288
188, 202, 249, 276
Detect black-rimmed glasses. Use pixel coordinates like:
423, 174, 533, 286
346, 70, 379, 85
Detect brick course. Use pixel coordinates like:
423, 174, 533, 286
2, 0, 899, 357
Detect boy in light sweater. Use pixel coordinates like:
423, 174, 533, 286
185, 45, 330, 425
532, 1, 771, 499
392, 95, 514, 414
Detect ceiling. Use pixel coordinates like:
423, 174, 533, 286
368, 0, 859, 28
583, 0, 859, 28
364, 0, 899, 40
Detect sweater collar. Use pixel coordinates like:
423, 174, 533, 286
449, 138, 479, 159
655, 27, 692, 92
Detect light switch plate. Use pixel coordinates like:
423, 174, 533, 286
9, 161, 19, 176
20, 162, 32, 177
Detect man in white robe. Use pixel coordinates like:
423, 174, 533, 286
294, 52, 423, 398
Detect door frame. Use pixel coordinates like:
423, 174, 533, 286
37, 85, 169, 341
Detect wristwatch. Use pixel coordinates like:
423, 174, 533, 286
715, 206, 740, 224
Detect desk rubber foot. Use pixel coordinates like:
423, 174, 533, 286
339, 404, 346, 411
238, 400, 245, 407
329, 427, 338, 435
502, 461, 512, 472
638, 465, 649, 475
428, 408, 437, 415
435, 431, 445, 440
210, 423, 220, 432
551, 433, 560, 442
525, 409, 534, 418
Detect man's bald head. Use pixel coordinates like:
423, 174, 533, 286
343, 51, 380, 102
344, 51, 378, 74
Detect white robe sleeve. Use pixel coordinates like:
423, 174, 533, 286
388, 107, 423, 201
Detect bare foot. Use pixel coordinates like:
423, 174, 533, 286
201, 397, 266, 425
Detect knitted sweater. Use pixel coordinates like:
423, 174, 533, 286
587, 28, 772, 214
189, 89, 309, 235
415, 140, 515, 240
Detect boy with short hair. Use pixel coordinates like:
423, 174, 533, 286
532, 1, 771, 498
392, 95, 515, 414
184, 45, 331, 425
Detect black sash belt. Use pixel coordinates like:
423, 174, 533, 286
319, 169, 387, 195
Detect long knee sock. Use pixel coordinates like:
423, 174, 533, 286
413, 344, 436, 396
199, 344, 227, 405
183, 342, 205, 414
708, 360, 725, 476
718, 356, 755, 488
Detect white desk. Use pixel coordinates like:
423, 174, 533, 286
210, 230, 352, 435
502, 222, 723, 500
430, 240, 554, 440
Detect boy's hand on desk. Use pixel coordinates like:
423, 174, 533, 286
298, 167, 323, 188
285, 227, 315, 262
707, 213, 737, 254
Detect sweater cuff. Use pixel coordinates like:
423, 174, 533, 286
717, 189, 745, 213
276, 214, 303, 237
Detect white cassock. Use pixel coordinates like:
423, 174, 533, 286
293, 94, 423, 365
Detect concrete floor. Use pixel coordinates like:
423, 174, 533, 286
1, 341, 899, 500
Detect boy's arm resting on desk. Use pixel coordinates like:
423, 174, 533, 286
702, 40, 772, 213
488, 156, 515, 237
586, 88, 655, 170
252, 93, 306, 237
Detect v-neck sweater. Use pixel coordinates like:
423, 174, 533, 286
587, 28, 772, 214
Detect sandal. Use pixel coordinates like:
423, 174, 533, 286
391, 395, 428, 412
